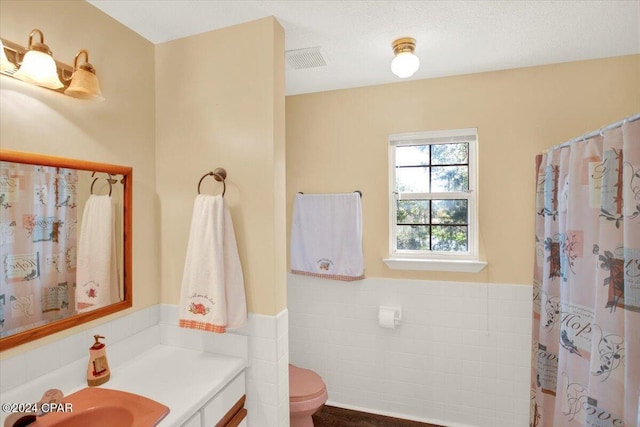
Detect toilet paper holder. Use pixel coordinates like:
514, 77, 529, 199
378, 306, 402, 327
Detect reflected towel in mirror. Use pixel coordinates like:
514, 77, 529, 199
76, 194, 119, 313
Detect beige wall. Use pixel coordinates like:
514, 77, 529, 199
286, 55, 640, 285
0, 0, 635, 355
0, 5, 287, 359
0, 1, 157, 357
155, 17, 287, 316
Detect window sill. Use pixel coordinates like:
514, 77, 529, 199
382, 258, 488, 273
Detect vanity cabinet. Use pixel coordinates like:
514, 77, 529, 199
181, 372, 246, 427
181, 413, 201, 427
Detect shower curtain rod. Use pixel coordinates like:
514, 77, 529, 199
546, 112, 640, 152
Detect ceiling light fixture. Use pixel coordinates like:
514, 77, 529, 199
0, 29, 103, 100
391, 37, 420, 79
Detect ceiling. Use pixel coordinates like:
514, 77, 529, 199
87, 0, 639, 96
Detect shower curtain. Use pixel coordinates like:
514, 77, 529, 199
531, 116, 640, 427
0, 164, 77, 335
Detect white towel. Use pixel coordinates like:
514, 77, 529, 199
179, 194, 246, 333
76, 194, 119, 312
290, 193, 364, 281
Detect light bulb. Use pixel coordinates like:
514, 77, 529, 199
391, 52, 420, 78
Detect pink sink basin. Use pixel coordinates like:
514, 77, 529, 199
30, 387, 169, 427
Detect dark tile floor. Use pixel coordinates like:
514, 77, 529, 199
312, 405, 443, 427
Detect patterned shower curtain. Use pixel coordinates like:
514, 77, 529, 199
531, 117, 640, 427
0, 163, 77, 336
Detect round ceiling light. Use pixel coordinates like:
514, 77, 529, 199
391, 37, 420, 79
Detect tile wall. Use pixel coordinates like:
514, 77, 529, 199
243, 310, 290, 427
288, 273, 532, 427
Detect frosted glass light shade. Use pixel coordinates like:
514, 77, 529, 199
391, 52, 420, 78
14, 49, 64, 89
0, 39, 16, 72
65, 67, 104, 101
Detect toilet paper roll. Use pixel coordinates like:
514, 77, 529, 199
378, 306, 397, 329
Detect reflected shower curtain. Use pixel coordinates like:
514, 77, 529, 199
0, 164, 77, 335
531, 118, 640, 427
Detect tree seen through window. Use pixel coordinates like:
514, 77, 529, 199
395, 142, 469, 252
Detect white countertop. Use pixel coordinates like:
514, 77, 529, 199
0, 344, 246, 427
104, 345, 245, 426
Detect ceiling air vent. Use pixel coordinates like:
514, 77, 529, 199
285, 46, 327, 70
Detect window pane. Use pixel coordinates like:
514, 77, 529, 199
432, 200, 468, 224
397, 225, 429, 250
431, 226, 468, 252
396, 145, 429, 166
396, 166, 429, 192
431, 166, 468, 192
397, 200, 429, 224
431, 143, 468, 165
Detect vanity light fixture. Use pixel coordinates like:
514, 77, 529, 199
391, 37, 420, 78
0, 29, 103, 100
13, 29, 64, 89
65, 50, 104, 100
0, 39, 16, 73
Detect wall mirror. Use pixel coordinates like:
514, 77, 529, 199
0, 149, 132, 350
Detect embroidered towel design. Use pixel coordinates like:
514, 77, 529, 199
290, 193, 364, 281
179, 194, 246, 333
76, 194, 119, 312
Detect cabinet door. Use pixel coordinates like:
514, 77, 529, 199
181, 411, 202, 427
201, 372, 245, 426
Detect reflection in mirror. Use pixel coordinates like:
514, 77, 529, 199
0, 150, 132, 350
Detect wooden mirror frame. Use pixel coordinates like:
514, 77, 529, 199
0, 149, 132, 350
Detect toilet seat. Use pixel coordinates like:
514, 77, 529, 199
289, 365, 326, 402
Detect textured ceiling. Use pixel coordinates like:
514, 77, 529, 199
87, 0, 639, 96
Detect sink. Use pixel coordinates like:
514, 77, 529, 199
30, 387, 169, 427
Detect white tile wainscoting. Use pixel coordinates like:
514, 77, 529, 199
243, 310, 290, 427
1, 274, 532, 427
288, 273, 533, 427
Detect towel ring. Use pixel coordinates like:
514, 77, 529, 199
197, 168, 227, 196
90, 172, 113, 196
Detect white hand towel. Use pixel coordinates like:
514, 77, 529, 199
290, 192, 364, 281
179, 194, 246, 333
76, 194, 119, 312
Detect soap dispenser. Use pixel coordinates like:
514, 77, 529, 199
87, 335, 110, 386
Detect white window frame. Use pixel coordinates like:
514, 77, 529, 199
383, 128, 487, 273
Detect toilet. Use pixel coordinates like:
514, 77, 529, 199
289, 364, 328, 427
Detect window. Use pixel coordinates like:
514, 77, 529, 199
384, 128, 486, 272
